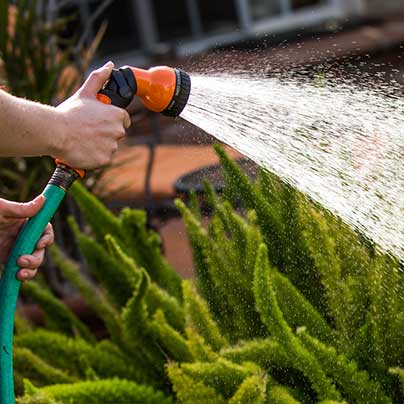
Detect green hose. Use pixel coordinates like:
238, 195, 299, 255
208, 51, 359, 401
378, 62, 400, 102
0, 184, 66, 404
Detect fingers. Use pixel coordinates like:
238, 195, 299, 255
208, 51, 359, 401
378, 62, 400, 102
36, 223, 54, 249
79, 61, 114, 98
16, 268, 38, 282
110, 109, 130, 142
0, 195, 45, 218
17, 249, 44, 281
18, 248, 45, 271
16, 223, 53, 281
122, 110, 131, 129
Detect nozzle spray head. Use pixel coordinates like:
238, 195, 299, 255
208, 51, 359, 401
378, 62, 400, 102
97, 66, 191, 117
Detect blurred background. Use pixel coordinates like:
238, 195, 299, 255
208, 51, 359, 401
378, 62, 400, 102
1, 0, 404, 308
67, 0, 404, 277
59, 0, 403, 62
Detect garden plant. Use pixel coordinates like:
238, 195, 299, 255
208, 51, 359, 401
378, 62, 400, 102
10, 146, 404, 404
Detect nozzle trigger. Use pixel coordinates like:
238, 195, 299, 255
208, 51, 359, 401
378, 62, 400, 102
98, 68, 136, 108
111, 70, 132, 99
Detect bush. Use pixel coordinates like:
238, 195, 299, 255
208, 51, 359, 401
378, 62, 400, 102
16, 146, 403, 403
18, 379, 173, 404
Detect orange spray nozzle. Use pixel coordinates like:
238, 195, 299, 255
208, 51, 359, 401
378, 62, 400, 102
57, 66, 190, 180
97, 65, 191, 117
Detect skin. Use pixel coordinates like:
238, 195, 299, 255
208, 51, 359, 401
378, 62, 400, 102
0, 62, 132, 280
0, 196, 53, 281
0, 61, 131, 168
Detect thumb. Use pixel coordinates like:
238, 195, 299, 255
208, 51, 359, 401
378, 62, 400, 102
0, 195, 46, 219
79, 61, 114, 98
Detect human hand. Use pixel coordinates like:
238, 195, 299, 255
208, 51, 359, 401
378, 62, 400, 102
54, 61, 131, 170
0, 195, 54, 281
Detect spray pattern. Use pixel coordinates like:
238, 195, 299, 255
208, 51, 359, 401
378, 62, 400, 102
181, 74, 404, 261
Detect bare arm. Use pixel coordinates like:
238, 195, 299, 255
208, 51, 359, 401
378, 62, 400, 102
0, 62, 131, 281
0, 89, 61, 158
0, 196, 54, 281
0, 62, 131, 169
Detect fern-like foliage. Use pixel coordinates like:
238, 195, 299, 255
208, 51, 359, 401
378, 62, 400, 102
17, 147, 404, 404
70, 182, 182, 300
19, 379, 173, 404
172, 146, 404, 403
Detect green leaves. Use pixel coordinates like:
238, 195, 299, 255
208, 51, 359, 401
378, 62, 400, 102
68, 217, 135, 308
14, 347, 75, 387
298, 329, 391, 404
15, 330, 138, 381
49, 245, 122, 344
267, 386, 300, 404
228, 374, 267, 404
176, 147, 404, 402
254, 244, 341, 401
221, 338, 291, 371
183, 280, 227, 351
22, 282, 94, 343
176, 198, 266, 342
18, 147, 404, 403
21, 379, 173, 404
167, 362, 226, 404
71, 182, 182, 300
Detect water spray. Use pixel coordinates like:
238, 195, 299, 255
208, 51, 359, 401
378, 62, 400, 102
0, 66, 191, 404
182, 75, 403, 260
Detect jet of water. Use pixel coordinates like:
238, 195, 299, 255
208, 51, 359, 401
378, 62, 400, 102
181, 74, 404, 261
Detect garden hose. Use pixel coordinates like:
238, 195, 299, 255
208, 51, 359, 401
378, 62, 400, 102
0, 65, 191, 403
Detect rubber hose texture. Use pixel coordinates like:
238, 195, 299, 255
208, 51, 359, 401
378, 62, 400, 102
0, 184, 66, 404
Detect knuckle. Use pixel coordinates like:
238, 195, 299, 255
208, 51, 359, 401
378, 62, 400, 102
113, 109, 123, 122
91, 70, 101, 79
34, 254, 43, 265
121, 109, 129, 121
43, 235, 53, 246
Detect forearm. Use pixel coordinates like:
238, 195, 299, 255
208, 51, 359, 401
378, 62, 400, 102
0, 62, 130, 169
0, 89, 63, 158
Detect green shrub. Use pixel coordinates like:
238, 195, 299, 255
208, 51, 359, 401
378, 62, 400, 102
17, 147, 404, 403
18, 379, 173, 404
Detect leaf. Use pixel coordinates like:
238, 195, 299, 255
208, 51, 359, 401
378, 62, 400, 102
298, 329, 391, 404
25, 379, 173, 404
254, 244, 340, 401
167, 362, 226, 404
49, 245, 122, 344
181, 359, 259, 399
228, 373, 267, 404
183, 280, 227, 351
14, 347, 75, 386
22, 282, 94, 343
15, 330, 138, 381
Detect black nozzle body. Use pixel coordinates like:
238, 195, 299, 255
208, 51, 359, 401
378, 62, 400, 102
98, 66, 191, 117
98, 68, 137, 108
162, 68, 191, 117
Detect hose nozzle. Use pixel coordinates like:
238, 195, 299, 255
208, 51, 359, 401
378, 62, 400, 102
97, 65, 191, 117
